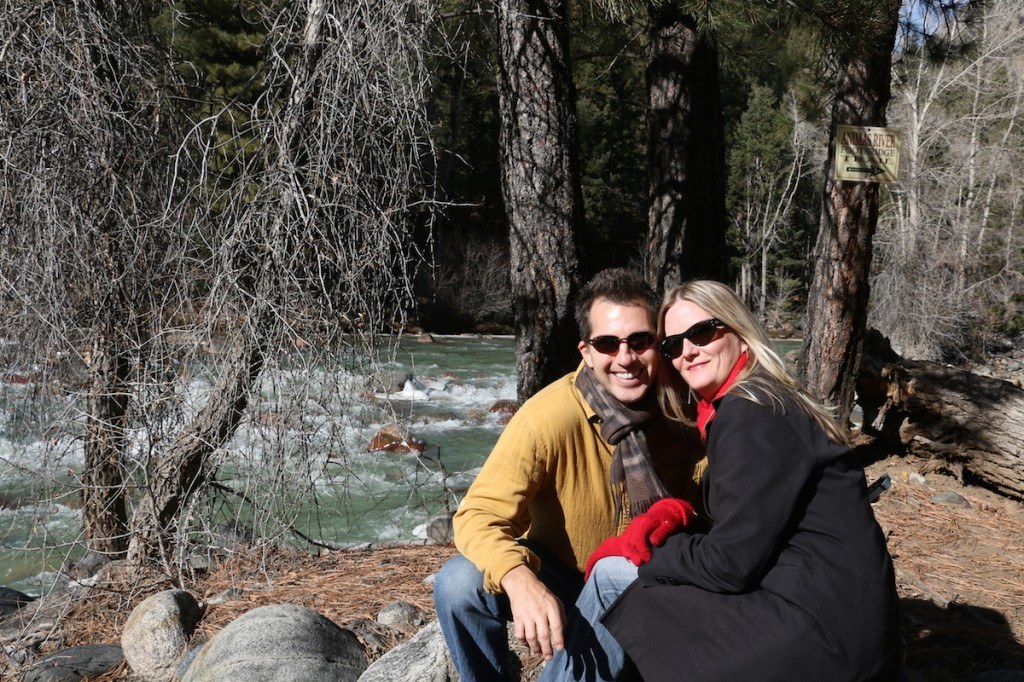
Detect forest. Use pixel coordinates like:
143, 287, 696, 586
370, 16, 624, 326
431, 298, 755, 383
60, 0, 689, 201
1, 0, 1022, 594
420, 0, 1024, 359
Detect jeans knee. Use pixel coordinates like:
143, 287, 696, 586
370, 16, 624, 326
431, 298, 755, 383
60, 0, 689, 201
588, 556, 637, 604
434, 554, 485, 614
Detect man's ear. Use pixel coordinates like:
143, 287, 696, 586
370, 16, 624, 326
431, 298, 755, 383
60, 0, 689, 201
578, 340, 593, 368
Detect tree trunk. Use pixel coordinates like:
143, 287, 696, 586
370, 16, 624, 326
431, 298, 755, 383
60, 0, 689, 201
494, 0, 584, 401
127, 313, 270, 565
858, 334, 1024, 500
645, 6, 726, 292
798, 2, 901, 425
82, 322, 130, 556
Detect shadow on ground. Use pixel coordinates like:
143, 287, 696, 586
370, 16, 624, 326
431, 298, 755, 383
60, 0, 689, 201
901, 597, 1024, 681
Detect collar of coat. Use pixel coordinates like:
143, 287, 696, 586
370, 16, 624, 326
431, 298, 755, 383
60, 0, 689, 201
695, 352, 748, 442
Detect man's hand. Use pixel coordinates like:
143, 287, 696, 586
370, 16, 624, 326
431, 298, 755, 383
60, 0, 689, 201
500, 565, 566, 660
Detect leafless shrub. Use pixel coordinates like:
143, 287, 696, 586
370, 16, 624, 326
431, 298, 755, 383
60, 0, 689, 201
875, 0, 1024, 360
431, 236, 513, 324
0, 0, 439, 582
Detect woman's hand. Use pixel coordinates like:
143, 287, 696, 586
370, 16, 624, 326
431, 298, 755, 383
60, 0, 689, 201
584, 498, 695, 579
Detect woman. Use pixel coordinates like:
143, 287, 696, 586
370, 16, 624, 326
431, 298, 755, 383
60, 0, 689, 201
600, 281, 902, 681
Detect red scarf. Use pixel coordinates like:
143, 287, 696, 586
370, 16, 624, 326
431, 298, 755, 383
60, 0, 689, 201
695, 352, 748, 442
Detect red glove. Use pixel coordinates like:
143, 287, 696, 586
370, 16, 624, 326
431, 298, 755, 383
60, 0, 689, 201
583, 498, 695, 580
619, 497, 695, 562
644, 497, 696, 547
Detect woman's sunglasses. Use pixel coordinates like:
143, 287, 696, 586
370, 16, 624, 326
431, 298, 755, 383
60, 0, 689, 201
659, 318, 726, 359
585, 331, 656, 355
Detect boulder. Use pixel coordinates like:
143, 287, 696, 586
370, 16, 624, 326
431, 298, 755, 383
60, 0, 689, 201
358, 620, 456, 682
0, 589, 72, 666
181, 604, 367, 682
175, 640, 206, 681
23, 644, 123, 682
121, 589, 202, 682
0, 585, 37, 616
366, 371, 413, 394
389, 378, 432, 401
367, 423, 427, 454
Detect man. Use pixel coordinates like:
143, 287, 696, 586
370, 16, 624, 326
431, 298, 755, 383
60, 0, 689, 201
434, 268, 704, 681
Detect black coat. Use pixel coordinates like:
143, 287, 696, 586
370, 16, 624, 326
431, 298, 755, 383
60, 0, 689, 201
603, 390, 901, 682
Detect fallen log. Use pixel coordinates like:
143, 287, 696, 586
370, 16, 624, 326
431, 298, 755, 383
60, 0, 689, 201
857, 331, 1024, 501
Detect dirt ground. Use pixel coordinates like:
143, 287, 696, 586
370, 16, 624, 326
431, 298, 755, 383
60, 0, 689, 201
860, 450, 1024, 680
3, 445, 1023, 681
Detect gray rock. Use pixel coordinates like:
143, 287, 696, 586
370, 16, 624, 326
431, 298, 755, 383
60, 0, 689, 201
425, 513, 454, 543
181, 603, 367, 682
121, 589, 203, 682
0, 585, 37, 616
358, 620, 457, 682
987, 337, 1015, 354
376, 601, 422, 632
211, 520, 256, 548
69, 551, 110, 580
366, 371, 414, 394
204, 586, 244, 606
0, 589, 72, 664
931, 491, 972, 508
24, 644, 123, 682
175, 640, 206, 681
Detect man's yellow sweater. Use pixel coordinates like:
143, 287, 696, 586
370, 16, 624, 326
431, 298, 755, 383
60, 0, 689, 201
453, 366, 705, 593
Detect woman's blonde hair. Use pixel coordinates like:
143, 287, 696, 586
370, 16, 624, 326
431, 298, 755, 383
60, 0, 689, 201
657, 280, 847, 445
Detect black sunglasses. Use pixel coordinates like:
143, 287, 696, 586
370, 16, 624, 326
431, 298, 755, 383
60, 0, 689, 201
586, 331, 656, 355
659, 318, 726, 359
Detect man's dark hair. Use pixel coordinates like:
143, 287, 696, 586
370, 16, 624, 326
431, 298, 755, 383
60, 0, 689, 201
575, 268, 658, 340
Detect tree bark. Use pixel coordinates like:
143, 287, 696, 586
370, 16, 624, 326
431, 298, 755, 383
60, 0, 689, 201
494, 0, 584, 401
858, 335, 1024, 501
645, 6, 726, 292
799, 2, 901, 425
76, 0, 158, 558
82, 322, 130, 556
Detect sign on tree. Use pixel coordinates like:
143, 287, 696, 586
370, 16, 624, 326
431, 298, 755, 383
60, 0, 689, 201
835, 125, 900, 183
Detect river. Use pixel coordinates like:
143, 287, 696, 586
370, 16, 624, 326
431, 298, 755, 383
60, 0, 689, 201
0, 335, 517, 594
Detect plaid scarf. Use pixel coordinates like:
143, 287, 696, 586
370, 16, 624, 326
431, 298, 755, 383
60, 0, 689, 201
575, 366, 670, 525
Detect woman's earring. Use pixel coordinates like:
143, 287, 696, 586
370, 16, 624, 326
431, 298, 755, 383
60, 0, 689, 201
687, 387, 694, 405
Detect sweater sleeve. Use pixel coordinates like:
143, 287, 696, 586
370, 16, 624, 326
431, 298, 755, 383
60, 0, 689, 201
453, 411, 547, 593
639, 395, 816, 593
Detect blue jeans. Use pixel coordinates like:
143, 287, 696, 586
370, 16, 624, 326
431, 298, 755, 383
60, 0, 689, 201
538, 557, 638, 682
434, 541, 585, 681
